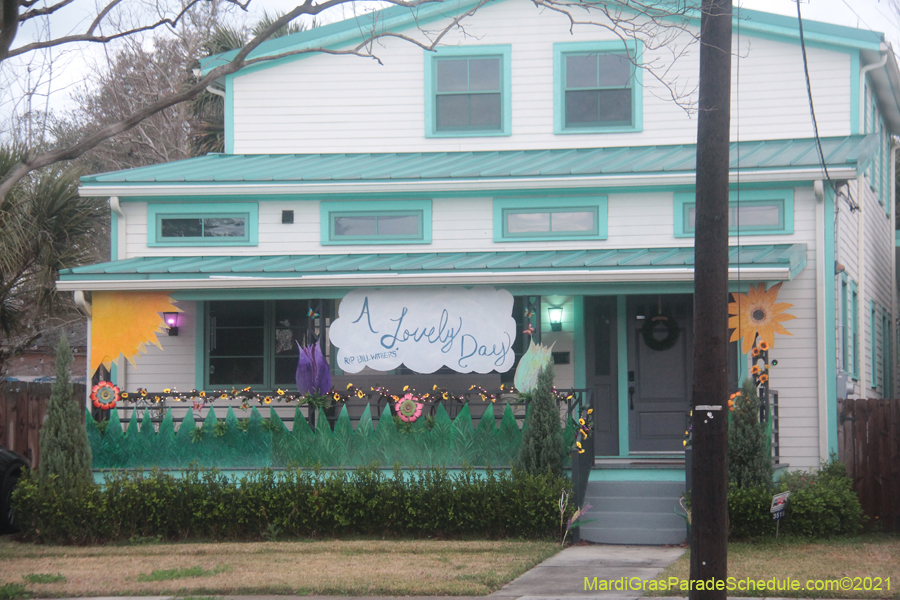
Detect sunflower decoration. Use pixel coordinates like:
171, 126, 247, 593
729, 282, 796, 354
395, 393, 424, 423
91, 381, 120, 410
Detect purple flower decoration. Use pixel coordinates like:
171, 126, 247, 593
295, 340, 332, 397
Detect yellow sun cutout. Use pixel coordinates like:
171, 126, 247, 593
728, 282, 796, 354
90, 291, 181, 372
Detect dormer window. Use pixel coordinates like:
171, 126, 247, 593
425, 45, 511, 138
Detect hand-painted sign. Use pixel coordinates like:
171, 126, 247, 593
329, 287, 517, 374
770, 491, 790, 520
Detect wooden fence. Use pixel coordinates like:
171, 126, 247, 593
837, 398, 900, 532
0, 381, 86, 468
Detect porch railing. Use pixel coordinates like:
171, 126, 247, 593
566, 388, 595, 542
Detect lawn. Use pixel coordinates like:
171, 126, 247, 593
647, 535, 900, 599
0, 537, 558, 598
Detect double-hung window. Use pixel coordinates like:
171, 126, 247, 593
148, 202, 258, 247
425, 46, 511, 137
493, 197, 608, 242
554, 41, 642, 133
674, 190, 793, 237
321, 200, 432, 245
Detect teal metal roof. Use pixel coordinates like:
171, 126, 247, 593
80, 135, 875, 187
59, 244, 806, 283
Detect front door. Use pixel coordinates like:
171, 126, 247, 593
584, 297, 618, 456
627, 295, 693, 453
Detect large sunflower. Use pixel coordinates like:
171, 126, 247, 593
728, 282, 796, 354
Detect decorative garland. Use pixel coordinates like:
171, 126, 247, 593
641, 315, 680, 352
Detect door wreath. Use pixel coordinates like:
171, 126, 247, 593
641, 315, 680, 351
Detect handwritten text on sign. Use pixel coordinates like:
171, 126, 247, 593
328, 287, 517, 374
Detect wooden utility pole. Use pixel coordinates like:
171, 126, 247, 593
690, 0, 732, 598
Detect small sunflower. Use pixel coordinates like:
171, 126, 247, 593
750, 365, 761, 375
729, 282, 796, 354
759, 373, 769, 384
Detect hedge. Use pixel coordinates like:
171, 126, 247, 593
13, 465, 569, 544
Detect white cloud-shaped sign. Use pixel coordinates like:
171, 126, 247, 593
329, 287, 517, 374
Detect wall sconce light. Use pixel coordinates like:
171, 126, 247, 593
163, 312, 180, 336
548, 306, 563, 332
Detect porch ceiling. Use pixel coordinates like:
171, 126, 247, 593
57, 244, 807, 291
77, 136, 875, 195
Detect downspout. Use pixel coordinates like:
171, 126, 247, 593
859, 52, 888, 129
109, 196, 125, 261
814, 180, 829, 460
74, 291, 92, 407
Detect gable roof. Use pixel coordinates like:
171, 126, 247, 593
79, 135, 877, 196
199, 0, 885, 79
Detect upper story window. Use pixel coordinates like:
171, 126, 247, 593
321, 199, 432, 245
673, 190, 794, 237
493, 196, 608, 242
554, 41, 642, 134
148, 202, 258, 246
425, 45, 511, 137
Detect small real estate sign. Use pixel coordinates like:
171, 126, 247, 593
329, 287, 517, 374
770, 491, 790, 520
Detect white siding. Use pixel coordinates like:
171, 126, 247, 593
120, 301, 197, 392
230, 0, 852, 154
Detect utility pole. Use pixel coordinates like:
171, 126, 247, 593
690, 0, 732, 598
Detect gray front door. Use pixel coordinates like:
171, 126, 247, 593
627, 295, 693, 453
584, 296, 618, 456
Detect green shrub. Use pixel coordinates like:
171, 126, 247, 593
516, 364, 564, 477
13, 465, 569, 543
727, 378, 773, 489
727, 455, 865, 539
38, 337, 92, 486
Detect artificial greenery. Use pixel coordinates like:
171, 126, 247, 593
727, 378, 773, 489
87, 402, 577, 469
12, 465, 570, 543
37, 337, 92, 486
516, 364, 564, 477
727, 455, 865, 539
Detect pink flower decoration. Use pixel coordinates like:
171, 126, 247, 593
395, 393, 423, 422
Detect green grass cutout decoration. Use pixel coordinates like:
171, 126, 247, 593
88, 403, 576, 469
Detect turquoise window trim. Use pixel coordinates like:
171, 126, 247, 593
553, 40, 643, 134
841, 274, 849, 375
225, 74, 234, 154
110, 211, 118, 261
673, 189, 794, 237
424, 45, 512, 138
492, 196, 608, 242
850, 279, 859, 379
320, 199, 432, 245
147, 202, 258, 247
882, 309, 892, 398
870, 300, 877, 389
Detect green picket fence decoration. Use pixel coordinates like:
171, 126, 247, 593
87, 402, 576, 469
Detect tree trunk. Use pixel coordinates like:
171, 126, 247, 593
689, 0, 732, 598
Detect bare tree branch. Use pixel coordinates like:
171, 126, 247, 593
19, 0, 77, 22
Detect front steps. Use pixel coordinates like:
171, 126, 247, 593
579, 479, 687, 545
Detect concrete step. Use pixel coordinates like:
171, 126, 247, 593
579, 524, 687, 545
579, 479, 687, 545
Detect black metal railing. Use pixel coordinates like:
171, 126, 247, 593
567, 388, 594, 542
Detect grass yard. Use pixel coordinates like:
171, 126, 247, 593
647, 534, 900, 599
0, 536, 558, 598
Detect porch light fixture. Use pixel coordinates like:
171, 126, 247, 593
163, 312, 180, 336
548, 306, 563, 332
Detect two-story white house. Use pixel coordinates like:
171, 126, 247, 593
58, 0, 900, 544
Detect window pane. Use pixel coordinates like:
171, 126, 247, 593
687, 207, 697, 229
565, 90, 599, 126
597, 53, 632, 86
507, 212, 550, 233
210, 301, 264, 327
732, 204, 781, 227
209, 358, 264, 385
377, 214, 420, 236
204, 217, 245, 237
566, 54, 598, 89
436, 59, 468, 92
334, 215, 377, 236
436, 94, 471, 130
597, 89, 632, 124
161, 218, 202, 238
551, 211, 595, 232
275, 300, 309, 354
468, 58, 500, 91
469, 93, 501, 129
209, 327, 264, 357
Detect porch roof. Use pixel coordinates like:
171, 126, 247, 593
77, 136, 876, 196
57, 244, 807, 291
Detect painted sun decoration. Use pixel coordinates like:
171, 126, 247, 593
728, 282, 796, 354
90, 291, 181, 372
